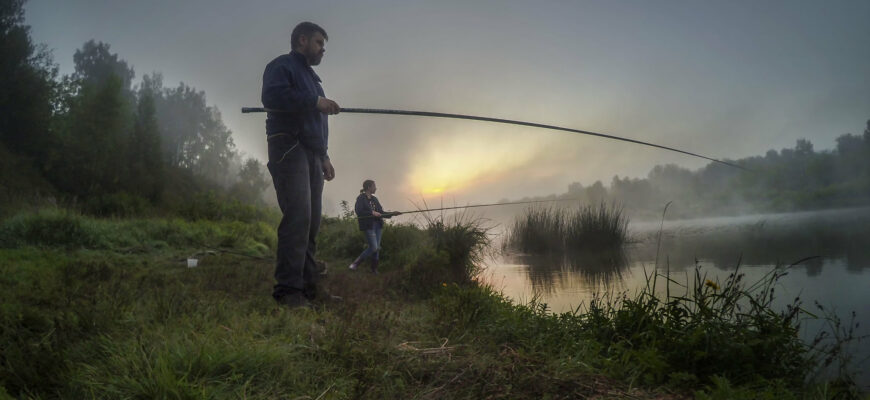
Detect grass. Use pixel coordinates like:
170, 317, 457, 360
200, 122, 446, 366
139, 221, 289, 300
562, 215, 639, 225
505, 202, 629, 255
0, 208, 864, 399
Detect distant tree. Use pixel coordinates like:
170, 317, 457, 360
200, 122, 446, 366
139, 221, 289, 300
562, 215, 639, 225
156, 82, 205, 167
585, 180, 607, 205
836, 133, 862, 156
56, 74, 129, 195
52, 41, 134, 196
0, 0, 56, 160
794, 138, 814, 156
72, 40, 134, 100
193, 107, 235, 182
154, 82, 236, 181
610, 175, 652, 210
127, 75, 164, 201
230, 157, 269, 204
567, 182, 583, 196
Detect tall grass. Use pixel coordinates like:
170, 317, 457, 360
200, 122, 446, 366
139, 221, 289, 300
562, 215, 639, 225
0, 207, 494, 398
506, 207, 567, 253
1, 207, 863, 398
565, 202, 629, 251
318, 209, 490, 295
505, 202, 628, 254
0, 209, 276, 256
420, 210, 490, 285
433, 261, 863, 398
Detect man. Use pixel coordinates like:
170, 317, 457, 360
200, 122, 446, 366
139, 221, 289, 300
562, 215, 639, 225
262, 21, 340, 308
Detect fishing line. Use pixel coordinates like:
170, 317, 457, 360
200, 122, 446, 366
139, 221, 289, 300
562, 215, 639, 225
356, 197, 585, 219
242, 107, 748, 171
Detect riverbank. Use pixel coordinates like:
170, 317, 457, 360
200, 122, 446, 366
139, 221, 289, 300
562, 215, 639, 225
0, 210, 862, 398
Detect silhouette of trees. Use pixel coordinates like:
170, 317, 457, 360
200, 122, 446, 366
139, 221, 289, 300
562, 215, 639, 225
0, 0, 270, 214
562, 126, 870, 218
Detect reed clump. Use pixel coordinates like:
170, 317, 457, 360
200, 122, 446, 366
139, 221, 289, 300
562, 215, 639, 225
505, 203, 628, 254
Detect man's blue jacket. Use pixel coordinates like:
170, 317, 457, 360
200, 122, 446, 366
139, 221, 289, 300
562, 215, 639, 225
261, 50, 329, 158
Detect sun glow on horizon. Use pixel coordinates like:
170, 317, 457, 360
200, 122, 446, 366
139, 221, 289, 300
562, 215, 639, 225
404, 129, 548, 197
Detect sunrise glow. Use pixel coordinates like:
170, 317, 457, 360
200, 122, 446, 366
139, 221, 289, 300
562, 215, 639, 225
405, 129, 547, 196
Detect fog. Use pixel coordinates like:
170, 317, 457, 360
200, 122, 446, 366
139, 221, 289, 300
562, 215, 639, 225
24, 0, 870, 215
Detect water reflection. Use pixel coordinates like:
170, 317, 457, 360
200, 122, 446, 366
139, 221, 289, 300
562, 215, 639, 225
487, 207, 870, 388
630, 207, 870, 274
503, 247, 628, 294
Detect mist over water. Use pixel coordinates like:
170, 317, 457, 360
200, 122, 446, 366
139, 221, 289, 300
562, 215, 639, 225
480, 206, 870, 388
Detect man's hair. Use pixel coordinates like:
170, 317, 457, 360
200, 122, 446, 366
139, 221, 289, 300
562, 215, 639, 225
291, 22, 328, 49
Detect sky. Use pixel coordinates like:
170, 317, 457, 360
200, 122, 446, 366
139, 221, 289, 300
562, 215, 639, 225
24, 0, 870, 214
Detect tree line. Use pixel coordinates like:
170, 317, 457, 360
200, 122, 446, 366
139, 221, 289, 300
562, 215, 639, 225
550, 125, 870, 219
1, 0, 269, 217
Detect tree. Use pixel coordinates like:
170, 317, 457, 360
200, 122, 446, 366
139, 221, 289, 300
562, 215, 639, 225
72, 40, 134, 100
0, 0, 56, 159
585, 180, 607, 205
53, 41, 134, 196
154, 82, 236, 181
56, 75, 129, 195
193, 107, 235, 182
127, 75, 164, 201
230, 157, 269, 204
156, 82, 206, 167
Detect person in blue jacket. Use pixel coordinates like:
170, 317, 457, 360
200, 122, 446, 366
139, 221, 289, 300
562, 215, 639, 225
262, 21, 340, 308
350, 180, 400, 273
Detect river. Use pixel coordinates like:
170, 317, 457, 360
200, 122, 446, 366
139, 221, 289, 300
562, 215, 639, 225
480, 206, 870, 388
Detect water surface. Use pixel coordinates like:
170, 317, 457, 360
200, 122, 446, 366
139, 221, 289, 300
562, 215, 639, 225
481, 207, 870, 387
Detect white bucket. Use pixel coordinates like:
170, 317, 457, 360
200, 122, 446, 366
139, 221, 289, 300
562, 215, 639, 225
187, 258, 198, 268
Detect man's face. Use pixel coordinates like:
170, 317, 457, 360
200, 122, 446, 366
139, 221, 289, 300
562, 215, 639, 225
299, 32, 326, 66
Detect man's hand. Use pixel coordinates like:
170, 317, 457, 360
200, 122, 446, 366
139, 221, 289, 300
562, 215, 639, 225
316, 97, 340, 115
322, 158, 335, 181
372, 211, 382, 217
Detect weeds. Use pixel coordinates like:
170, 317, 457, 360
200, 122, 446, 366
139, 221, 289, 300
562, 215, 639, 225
0, 207, 864, 398
505, 202, 628, 254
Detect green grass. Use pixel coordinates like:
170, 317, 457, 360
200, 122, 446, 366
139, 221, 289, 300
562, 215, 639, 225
0, 208, 864, 399
505, 202, 629, 255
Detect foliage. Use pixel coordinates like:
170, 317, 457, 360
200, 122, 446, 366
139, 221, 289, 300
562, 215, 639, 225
0, 0, 56, 160
505, 202, 628, 254
544, 122, 870, 219
0, 209, 863, 398
127, 78, 164, 201
0, 7, 267, 218
229, 157, 270, 204
0, 209, 276, 254
432, 264, 864, 398
317, 210, 489, 295
171, 191, 281, 224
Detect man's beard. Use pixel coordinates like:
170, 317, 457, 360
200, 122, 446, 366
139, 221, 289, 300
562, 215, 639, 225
307, 51, 322, 65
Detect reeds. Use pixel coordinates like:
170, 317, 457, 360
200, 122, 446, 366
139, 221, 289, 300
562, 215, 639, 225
505, 202, 628, 254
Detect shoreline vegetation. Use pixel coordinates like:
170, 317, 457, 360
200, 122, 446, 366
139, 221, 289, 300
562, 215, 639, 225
1, 207, 865, 399
2, 0, 869, 397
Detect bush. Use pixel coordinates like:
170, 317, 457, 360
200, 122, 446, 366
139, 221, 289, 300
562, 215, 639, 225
171, 191, 280, 224
0, 209, 98, 248
82, 192, 153, 217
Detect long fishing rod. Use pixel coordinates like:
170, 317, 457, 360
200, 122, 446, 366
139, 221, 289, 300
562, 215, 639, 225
356, 197, 584, 219
241, 107, 748, 171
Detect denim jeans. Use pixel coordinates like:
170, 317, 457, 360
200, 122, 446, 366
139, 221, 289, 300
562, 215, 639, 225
356, 224, 383, 262
266, 134, 323, 299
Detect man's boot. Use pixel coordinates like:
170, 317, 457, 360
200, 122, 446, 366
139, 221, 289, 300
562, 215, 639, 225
371, 258, 379, 274
348, 256, 362, 271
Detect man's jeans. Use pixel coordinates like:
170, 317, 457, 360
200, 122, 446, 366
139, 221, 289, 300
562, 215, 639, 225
267, 134, 323, 300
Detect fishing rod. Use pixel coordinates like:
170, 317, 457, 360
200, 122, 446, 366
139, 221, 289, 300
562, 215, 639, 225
356, 197, 584, 219
241, 107, 748, 171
